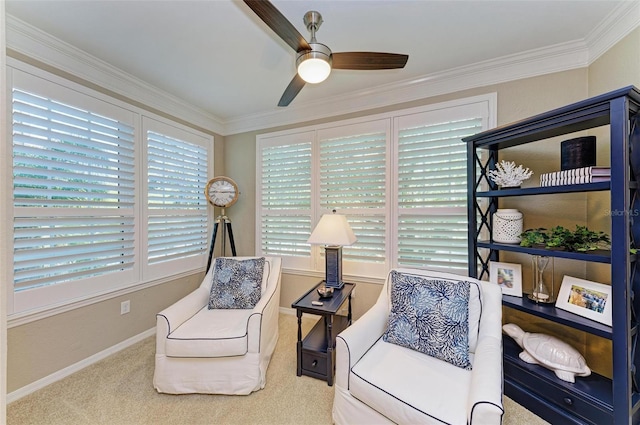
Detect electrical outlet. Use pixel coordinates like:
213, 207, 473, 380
120, 300, 130, 315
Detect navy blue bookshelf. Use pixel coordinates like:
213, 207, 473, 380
464, 86, 640, 425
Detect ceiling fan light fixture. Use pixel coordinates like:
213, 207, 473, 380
297, 43, 332, 84
297, 56, 331, 84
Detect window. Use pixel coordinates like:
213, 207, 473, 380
258, 132, 313, 271
257, 95, 495, 279
144, 118, 210, 279
395, 106, 484, 273
9, 65, 212, 316
317, 121, 390, 277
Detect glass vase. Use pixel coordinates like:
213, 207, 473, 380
528, 255, 554, 303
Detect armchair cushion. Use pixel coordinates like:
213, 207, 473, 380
165, 307, 254, 357
383, 270, 472, 369
350, 337, 474, 425
208, 257, 265, 309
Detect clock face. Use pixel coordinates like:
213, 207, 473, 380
205, 177, 239, 207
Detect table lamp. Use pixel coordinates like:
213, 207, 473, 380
307, 210, 357, 289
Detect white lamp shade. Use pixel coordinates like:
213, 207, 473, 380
307, 213, 357, 246
297, 57, 331, 84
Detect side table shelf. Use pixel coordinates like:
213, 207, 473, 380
291, 282, 355, 386
300, 315, 350, 383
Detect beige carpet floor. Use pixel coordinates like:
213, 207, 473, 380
7, 313, 549, 425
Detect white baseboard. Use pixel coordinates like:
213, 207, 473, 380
7, 327, 156, 404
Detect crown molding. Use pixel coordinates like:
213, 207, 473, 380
6, 3, 638, 136
586, 0, 640, 64
224, 39, 589, 135
5, 15, 225, 135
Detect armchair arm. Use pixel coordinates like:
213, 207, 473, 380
155, 287, 209, 353
467, 282, 504, 424
247, 265, 282, 353
468, 333, 504, 424
335, 296, 389, 389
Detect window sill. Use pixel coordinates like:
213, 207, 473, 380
8, 268, 205, 328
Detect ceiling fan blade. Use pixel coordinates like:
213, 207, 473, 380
332, 52, 409, 70
278, 74, 306, 107
244, 0, 310, 52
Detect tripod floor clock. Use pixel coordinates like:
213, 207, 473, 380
205, 176, 239, 272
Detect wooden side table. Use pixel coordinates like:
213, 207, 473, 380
291, 281, 355, 386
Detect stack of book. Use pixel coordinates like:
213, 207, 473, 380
539, 166, 610, 187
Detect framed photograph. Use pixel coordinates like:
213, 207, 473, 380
556, 275, 612, 326
490, 261, 522, 297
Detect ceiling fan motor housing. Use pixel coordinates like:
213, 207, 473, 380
303, 10, 323, 34
296, 42, 332, 68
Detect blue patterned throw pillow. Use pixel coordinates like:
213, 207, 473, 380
383, 271, 472, 370
208, 257, 265, 309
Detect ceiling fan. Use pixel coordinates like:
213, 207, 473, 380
244, 0, 409, 107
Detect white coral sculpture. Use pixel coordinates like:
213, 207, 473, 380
488, 160, 533, 188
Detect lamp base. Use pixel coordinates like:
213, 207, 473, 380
322, 280, 344, 290
324, 246, 344, 289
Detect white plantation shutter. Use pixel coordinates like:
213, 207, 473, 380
318, 122, 388, 266
396, 114, 484, 272
146, 129, 209, 266
259, 134, 313, 264
257, 96, 493, 277
12, 87, 136, 291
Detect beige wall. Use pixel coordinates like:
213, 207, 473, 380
6, 29, 638, 395
7, 273, 203, 392
226, 68, 591, 317
588, 27, 640, 97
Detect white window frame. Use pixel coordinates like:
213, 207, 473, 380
256, 94, 496, 280
6, 60, 213, 320
142, 117, 211, 280
256, 131, 314, 272
392, 102, 487, 273
315, 120, 392, 279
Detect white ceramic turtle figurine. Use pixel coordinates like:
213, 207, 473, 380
503, 323, 591, 383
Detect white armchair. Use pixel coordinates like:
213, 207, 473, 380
333, 268, 504, 425
153, 256, 282, 395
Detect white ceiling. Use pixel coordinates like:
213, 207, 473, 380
5, 0, 639, 135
